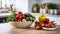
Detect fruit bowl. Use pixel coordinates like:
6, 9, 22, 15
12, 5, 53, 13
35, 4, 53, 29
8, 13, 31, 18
42, 27, 56, 30
7, 11, 35, 28
9, 21, 32, 28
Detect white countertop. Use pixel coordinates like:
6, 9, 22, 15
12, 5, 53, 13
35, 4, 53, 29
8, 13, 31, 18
0, 13, 12, 18
0, 13, 60, 17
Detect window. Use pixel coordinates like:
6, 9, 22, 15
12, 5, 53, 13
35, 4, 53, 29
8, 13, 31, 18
0, 0, 15, 8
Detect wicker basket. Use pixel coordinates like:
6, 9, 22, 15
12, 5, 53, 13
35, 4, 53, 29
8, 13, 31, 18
9, 21, 32, 28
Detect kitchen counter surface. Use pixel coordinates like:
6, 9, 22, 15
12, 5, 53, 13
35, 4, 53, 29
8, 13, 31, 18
0, 13, 12, 18
0, 23, 60, 34
0, 13, 60, 17
30, 13, 60, 17
0, 13, 60, 18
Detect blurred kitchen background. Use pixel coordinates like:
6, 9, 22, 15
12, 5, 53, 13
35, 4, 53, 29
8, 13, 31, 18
29, 0, 60, 14
0, 0, 60, 25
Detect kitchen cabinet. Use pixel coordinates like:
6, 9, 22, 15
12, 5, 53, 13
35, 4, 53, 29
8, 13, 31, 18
0, 17, 7, 23
0, 16, 7, 23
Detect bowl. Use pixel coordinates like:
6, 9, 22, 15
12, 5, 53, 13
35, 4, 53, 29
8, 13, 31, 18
9, 21, 32, 28
42, 27, 56, 30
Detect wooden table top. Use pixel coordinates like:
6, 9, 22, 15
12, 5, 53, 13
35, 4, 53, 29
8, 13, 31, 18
0, 23, 60, 34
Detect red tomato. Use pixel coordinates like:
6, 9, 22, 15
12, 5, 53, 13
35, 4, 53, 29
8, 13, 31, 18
43, 18, 49, 24
35, 26, 40, 30
35, 25, 42, 30
18, 14, 22, 16
18, 12, 22, 14
41, 23, 45, 27
16, 14, 22, 19
19, 16, 22, 19
22, 15, 26, 19
45, 24, 50, 28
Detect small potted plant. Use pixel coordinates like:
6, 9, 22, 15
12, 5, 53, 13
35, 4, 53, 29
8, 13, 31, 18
47, 3, 57, 15
7, 11, 35, 28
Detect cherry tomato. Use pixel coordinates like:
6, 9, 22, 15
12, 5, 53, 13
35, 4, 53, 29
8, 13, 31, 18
35, 25, 42, 30
45, 24, 50, 28
18, 12, 22, 14
22, 15, 26, 19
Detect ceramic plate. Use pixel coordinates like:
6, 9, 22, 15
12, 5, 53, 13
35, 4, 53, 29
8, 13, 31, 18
42, 27, 56, 30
